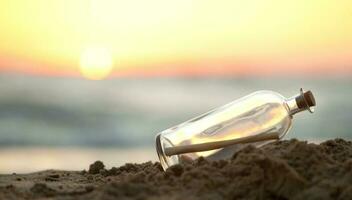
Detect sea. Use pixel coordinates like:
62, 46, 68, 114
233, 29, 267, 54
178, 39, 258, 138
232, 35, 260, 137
0, 73, 351, 172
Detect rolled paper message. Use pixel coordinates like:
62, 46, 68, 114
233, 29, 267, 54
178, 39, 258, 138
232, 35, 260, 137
164, 132, 280, 156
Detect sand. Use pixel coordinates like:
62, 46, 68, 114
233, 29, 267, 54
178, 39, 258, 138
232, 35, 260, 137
1, 138, 352, 200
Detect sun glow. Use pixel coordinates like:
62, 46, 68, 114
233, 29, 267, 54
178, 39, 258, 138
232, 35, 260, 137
79, 47, 113, 80
1, 0, 352, 76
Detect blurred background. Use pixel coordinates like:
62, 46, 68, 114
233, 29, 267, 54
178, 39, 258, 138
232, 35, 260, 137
0, 0, 351, 173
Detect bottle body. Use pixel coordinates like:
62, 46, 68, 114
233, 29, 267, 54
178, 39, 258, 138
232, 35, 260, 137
156, 90, 294, 170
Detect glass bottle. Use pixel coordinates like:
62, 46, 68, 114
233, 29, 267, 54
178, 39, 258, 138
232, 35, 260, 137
155, 88, 316, 170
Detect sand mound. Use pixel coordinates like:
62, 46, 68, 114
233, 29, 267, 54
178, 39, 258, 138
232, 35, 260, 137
1, 139, 352, 199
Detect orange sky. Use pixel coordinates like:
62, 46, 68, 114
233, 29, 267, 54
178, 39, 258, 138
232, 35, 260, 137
1, 0, 352, 78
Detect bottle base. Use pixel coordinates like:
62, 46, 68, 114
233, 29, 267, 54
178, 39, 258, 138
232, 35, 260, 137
155, 134, 180, 170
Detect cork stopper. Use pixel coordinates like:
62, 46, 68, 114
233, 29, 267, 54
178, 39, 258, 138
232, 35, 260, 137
295, 89, 316, 113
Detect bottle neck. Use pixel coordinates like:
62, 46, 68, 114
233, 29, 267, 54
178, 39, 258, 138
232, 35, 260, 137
286, 96, 303, 116
286, 89, 316, 116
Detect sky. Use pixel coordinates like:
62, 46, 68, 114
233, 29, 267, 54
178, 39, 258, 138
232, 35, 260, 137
0, 0, 352, 79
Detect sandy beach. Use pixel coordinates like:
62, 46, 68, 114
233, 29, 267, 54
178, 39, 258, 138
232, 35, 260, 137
0, 138, 351, 199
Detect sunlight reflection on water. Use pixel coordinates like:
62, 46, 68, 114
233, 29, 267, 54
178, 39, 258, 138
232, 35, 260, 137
0, 148, 156, 173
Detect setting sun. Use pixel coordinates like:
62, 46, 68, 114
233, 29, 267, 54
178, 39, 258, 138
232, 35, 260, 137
79, 47, 113, 80
0, 0, 352, 76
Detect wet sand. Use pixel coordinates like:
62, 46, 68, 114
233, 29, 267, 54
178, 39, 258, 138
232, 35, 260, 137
1, 138, 352, 199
